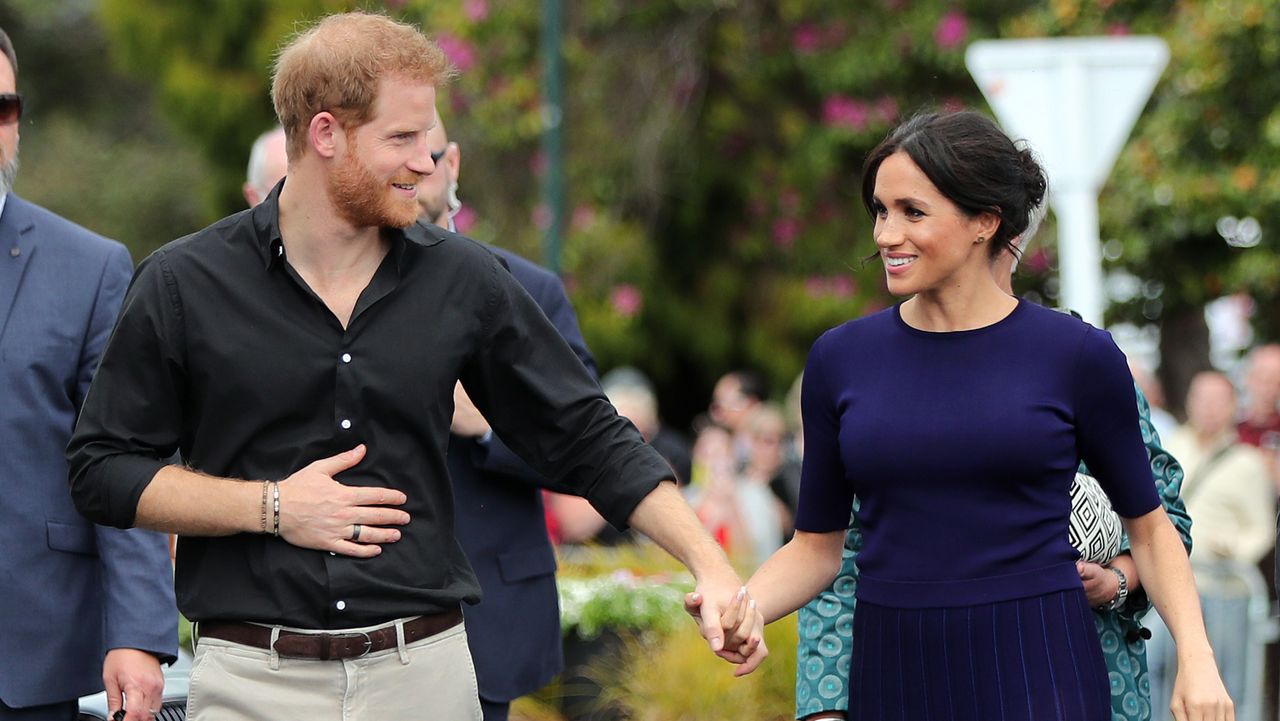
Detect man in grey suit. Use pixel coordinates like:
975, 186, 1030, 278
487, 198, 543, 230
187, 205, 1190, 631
0, 28, 177, 721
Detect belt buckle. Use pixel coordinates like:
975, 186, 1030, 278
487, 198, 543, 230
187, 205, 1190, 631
351, 630, 373, 658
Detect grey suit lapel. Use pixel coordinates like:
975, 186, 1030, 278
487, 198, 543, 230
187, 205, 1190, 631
0, 197, 37, 347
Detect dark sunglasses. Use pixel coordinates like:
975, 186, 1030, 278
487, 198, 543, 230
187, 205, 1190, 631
430, 147, 446, 164
0, 93, 22, 125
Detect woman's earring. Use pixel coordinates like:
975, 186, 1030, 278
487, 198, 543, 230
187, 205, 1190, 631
976, 236, 986, 244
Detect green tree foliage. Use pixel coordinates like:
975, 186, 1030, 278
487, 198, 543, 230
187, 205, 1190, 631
94, 0, 1272, 419
0, 0, 212, 259
383, 0, 1040, 420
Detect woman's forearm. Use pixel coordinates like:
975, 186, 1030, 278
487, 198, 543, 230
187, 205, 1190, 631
1124, 507, 1214, 660
747, 530, 845, 623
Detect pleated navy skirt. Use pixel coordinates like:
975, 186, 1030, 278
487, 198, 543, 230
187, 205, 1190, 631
847, 589, 1110, 721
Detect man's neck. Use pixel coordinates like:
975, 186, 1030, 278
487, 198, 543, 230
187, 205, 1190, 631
277, 169, 388, 275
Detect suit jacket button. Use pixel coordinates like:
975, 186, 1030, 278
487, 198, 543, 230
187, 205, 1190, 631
9, 247, 18, 257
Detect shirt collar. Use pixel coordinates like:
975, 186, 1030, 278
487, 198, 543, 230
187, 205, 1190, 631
250, 179, 286, 270
249, 179, 428, 272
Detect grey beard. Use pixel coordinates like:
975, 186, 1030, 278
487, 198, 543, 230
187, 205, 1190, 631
0, 149, 18, 197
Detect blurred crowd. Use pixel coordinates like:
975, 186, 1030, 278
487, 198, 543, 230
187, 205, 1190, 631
546, 369, 805, 568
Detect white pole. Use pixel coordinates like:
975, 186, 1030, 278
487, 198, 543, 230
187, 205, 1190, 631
1053, 187, 1105, 326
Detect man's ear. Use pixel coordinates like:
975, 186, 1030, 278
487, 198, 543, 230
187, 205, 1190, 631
309, 112, 342, 159
445, 141, 461, 184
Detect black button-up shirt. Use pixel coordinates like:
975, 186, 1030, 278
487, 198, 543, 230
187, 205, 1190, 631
68, 185, 669, 628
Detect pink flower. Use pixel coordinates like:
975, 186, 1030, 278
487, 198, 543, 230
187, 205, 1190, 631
1024, 248, 1051, 274
464, 0, 490, 23
934, 10, 969, 50
831, 275, 856, 298
454, 206, 478, 234
805, 276, 828, 298
529, 151, 549, 176
571, 205, 596, 231
941, 96, 965, 113
772, 218, 800, 250
875, 96, 900, 124
532, 204, 553, 230
792, 23, 823, 54
822, 95, 870, 131
779, 188, 801, 213
436, 33, 476, 72
1107, 23, 1131, 36
610, 284, 643, 317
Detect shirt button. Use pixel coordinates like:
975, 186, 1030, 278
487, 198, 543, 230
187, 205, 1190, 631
341, 353, 352, 363
340, 419, 352, 430
335, 600, 347, 611
330, 551, 336, 556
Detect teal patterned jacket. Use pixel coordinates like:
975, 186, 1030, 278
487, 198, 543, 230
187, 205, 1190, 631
794, 386, 1193, 721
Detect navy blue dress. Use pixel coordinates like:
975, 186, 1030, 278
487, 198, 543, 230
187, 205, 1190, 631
794, 300, 1161, 721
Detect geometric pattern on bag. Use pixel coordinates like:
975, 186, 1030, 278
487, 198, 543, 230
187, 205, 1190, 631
1068, 472, 1123, 565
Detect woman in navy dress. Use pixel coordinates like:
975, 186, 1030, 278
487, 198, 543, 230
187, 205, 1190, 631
743, 111, 1232, 721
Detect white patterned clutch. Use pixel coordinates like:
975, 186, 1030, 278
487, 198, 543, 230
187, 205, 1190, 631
1068, 472, 1123, 564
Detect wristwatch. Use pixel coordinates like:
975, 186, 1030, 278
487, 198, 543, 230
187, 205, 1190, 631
1100, 565, 1129, 611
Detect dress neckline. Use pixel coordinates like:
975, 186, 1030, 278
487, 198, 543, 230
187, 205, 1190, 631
892, 297, 1025, 338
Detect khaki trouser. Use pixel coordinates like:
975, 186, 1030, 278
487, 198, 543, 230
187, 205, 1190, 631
188, 618, 482, 721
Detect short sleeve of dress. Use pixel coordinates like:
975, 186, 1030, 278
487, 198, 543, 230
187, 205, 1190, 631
1073, 328, 1162, 518
794, 331, 858, 533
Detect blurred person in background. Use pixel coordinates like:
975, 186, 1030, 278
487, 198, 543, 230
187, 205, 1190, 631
709, 370, 768, 462
544, 367, 692, 546
242, 126, 287, 208
1169, 371, 1275, 567
1131, 359, 1179, 443
1235, 343, 1280, 721
734, 404, 793, 564
1155, 370, 1276, 714
599, 366, 693, 486
1237, 344, 1280, 467
792, 180, 1194, 721
0, 27, 176, 721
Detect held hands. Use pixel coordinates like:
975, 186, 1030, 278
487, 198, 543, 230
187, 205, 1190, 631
103, 648, 164, 721
277, 444, 410, 557
1170, 653, 1234, 721
683, 583, 768, 676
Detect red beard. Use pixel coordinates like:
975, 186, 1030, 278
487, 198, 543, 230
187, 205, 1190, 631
326, 137, 421, 229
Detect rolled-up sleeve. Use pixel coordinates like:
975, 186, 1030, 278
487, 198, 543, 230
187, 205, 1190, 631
68, 250, 187, 528
458, 257, 668, 529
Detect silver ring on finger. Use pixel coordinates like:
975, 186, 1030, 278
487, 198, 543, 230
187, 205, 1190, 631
350, 523, 362, 542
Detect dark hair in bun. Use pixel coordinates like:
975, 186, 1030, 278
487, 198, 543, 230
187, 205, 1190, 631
861, 110, 1048, 260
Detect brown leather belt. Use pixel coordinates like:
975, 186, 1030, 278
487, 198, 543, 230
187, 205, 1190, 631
198, 607, 463, 661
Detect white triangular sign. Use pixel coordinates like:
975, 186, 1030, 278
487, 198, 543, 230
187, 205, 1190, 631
966, 37, 1169, 192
